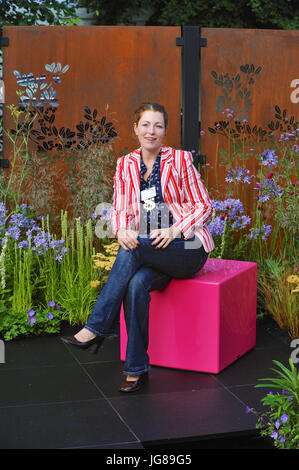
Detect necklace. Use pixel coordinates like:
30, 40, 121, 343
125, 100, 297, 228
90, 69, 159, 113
143, 168, 156, 211
141, 152, 160, 212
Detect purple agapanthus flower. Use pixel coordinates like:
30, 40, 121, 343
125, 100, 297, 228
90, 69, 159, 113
48, 300, 55, 308
255, 178, 283, 202
6, 225, 21, 240
248, 225, 272, 241
0, 203, 67, 263
28, 316, 36, 324
9, 212, 31, 229
208, 198, 249, 236
27, 309, 35, 317
47, 313, 54, 320
258, 194, 271, 203
211, 198, 244, 217
259, 149, 278, 167
208, 216, 226, 237
225, 167, 254, 184
18, 240, 29, 249
231, 215, 251, 229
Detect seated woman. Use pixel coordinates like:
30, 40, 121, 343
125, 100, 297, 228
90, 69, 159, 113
62, 102, 214, 392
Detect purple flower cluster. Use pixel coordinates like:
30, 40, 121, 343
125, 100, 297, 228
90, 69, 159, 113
225, 167, 255, 184
259, 149, 278, 167
208, 199, 251, 237
27, 300, 60, 324
278, 128, 298, 143
46, 300, 60, 319
27, 309, 36, 324
254, 178, 283, 203
92, 206, 113, 222
248, 225, 272, 241
221, 107, 234, 119
271, 414, 289, 443
0, 202, 7, 230
0, 203, 67, 263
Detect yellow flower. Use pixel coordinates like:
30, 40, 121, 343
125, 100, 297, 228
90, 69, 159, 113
102, 275, 108, 282
93, 260, 108, 270
105, 242, 119, 256
7, 104, 24, 117
90, 280, 100, 288
291, 286, 299, 293
287, 275, 299, 284
92, 253, 108, 261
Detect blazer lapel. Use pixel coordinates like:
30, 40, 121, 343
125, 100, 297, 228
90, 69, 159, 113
127, 146, 174, 202
160, 146, 174, 197
128, 148, 141, 203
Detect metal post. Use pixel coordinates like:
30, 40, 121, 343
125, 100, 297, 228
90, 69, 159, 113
176, 26, 207, 168
0, 26, 9, 168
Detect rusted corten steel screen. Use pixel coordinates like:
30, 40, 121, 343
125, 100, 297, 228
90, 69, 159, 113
2, 26, 181, 215
200, 28, 299, 196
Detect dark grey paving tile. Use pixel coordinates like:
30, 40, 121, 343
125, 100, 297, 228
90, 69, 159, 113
1, 334, 78, 369
213, 346, 291, 388
59, 321, 121, 364
83, 361, 124, 397
109, 388, 257, 443
256, 318, 293, 350
72, 441, 145, 449
83, 361, 222, 398
0, 364, 102, 407
63, 336, 121, 364
0, 399, 138, 449
227, 385, 271, 414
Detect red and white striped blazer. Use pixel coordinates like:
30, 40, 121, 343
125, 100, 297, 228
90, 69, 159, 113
110, 145, 215, 253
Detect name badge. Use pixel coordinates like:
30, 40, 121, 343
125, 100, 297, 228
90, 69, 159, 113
141, 186, 156, 201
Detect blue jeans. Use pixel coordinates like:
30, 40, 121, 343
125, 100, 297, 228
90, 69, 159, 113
85, 235, 208, 376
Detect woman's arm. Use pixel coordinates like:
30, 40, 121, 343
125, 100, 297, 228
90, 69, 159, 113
150, 151, 213, 248
110, 157, 130, 234
172, 151, 213, 239
110, 157, 139, 250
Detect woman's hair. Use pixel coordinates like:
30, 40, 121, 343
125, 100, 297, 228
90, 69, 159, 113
134, 102, 168, 128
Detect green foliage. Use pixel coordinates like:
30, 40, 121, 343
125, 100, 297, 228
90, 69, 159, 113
58, 212, 102, 326
257, 259, 299, 338
252, 359, 299, 449
0, 0, 78, 26
0, 301, 61, 341
248, 0, 299, 30
79, 0, 299, 29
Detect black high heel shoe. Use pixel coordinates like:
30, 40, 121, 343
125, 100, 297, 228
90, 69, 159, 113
61, 335, 104, 354
119, 372, 148, 393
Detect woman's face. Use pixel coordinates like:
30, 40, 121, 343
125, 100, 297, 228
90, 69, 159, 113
134, 110, 166, 153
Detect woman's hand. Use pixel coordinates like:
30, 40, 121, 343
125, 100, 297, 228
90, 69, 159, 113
150, 225, 181, 249
117, 228, 139, 251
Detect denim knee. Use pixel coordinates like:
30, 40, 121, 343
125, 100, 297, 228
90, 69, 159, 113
126, 271, 150, 301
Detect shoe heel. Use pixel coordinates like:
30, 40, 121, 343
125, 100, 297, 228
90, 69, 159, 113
89, 338, 104, 354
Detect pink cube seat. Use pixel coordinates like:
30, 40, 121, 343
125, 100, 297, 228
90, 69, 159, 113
120, 258, 257, 374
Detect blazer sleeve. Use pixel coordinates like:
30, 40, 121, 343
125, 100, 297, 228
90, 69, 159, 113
110, 157, 133, 235
172, 151, 213, 239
